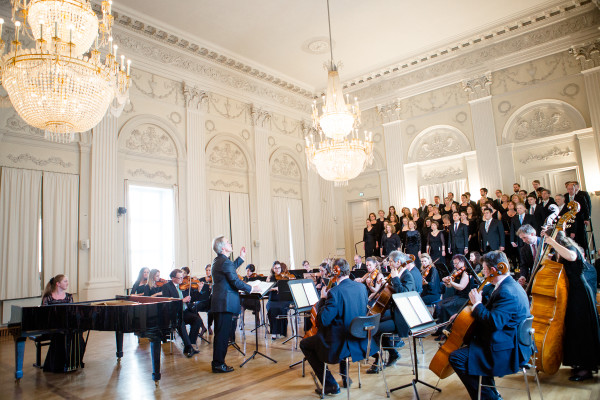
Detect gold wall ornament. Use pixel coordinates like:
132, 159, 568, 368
0, 0, 130, 143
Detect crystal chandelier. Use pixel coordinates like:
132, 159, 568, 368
0, 0, 130, 143
305, 0, 373, 186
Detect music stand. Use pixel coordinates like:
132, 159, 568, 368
287, 279, 320, 368
239, 285, 278, 368
388, 292, 449, 399
350, 269, 368, 280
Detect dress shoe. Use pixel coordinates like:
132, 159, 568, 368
342, 377, 353, 388
183, 348, 194, 358
385, 353, 400, 368
315, 385, 340, 395
569, 371, 593, 381
366, 364, 381, 374
212, 364, 234, 373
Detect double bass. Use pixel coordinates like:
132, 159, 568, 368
303, 265, 340, 338
526, 201, 578, 374
429, 262, 507, 379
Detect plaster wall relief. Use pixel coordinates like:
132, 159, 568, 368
421, 166, 466, 183
491, 51, 582, 95
205, 136, 250, 193
124, 160, 178, 185
269, 150, 303, 199
121, 124, 178, 159
502, 100, 587, 144
407, 125, 471, 163
270, 153, 301, 180
208, 92, 251, 123
0, 141, 79, 174
207, 140, 248, 171
516, 145, 576, 167
130, 69, 184, 106
3, 111, 44, 139
207, 172, 249, 194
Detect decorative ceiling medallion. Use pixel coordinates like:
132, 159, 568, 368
302, 37, 334, 54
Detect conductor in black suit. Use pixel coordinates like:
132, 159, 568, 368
479, 208, 505, 252
516, 224, 541, 287
160, 269, 206, 357
448, 212, 469, 255
210, 235, 258, 373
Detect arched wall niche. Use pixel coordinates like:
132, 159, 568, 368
205, 133, 253, 193
502, 99, 586, 144
118, 114, 184, 160
407, 125, 471, 163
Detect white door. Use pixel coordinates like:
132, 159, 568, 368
520, 167, 579, 197
349, 199, 379, 257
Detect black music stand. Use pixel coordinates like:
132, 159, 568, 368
239, 291, 277, 367
350, 269, 368, 280
388, 292, 449, 399
284, 279, 319, 348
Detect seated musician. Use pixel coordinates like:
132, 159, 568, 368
131, 267, 150, 295
354, 257, 385, 302
302, 260, 311, 272
366, 251, 416, 374
420, 254, 441, 305
241, 264, 261, 326
405, 254, 423, 294
41, 275, 84, 372
315, 262, 330, 291
449, 251, 531, 400
433, 255, 475, 341
516, 224, 540, 287
300, 258, 377, 395
266, 261, 291, 340
159, 269, 206, 358
199, 264, 214, 335
146, 269, 163, 296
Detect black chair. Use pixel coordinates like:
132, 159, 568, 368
477, 315, 543, 400
317, 314, 381, 399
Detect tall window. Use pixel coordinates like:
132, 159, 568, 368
128, 184, 175, 282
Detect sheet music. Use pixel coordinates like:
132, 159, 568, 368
247, 280, 274, 296
408, 295, 433, 323
396, 296, 420, 327
303, 282, 319, 306
291, 284, 310, 308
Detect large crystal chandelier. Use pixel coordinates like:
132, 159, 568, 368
305, 0, 373, 186
0, 0, 130, 143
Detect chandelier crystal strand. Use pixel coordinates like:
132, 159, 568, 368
0, 0, 130, 143
305, 0, 372, 184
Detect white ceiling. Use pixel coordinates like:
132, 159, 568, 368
117, 0, 560, 92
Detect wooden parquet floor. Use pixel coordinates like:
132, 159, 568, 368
0, 314, 598, 400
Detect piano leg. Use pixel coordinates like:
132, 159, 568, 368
15, 336, 26, 382
115, 332, 124, 361
150, 338, 161, 386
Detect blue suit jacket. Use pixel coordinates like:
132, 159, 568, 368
315, 278, 376, 363
467, 276, 532, 377
210, 254, 251, 314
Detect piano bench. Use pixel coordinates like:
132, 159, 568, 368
30, 334, 52, 368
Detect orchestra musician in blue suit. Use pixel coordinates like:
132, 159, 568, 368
449, 250, 532, 399
300, 258, 377, 395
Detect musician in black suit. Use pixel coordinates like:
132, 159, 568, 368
565, 181, 591, 256
527, 180, 542, 206
479, 208, 505, 252
352, 254, 366, 271
449, 251, 532, 400
516, 224, 541, 287
210, 236, 257, 373
449, 212, 469, 256
366, 251, 416, 373
492, 190, 504, 210
510, 203, 536, 267
300, 258, 375, 395
477, 188, 494, 209
160, 269, 206, 358
539, 188, 555, 215
526, 194, 544, 234
555, 195, 577, 238
418, 198, 429, 219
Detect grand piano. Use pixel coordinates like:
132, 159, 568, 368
9, 295, 182, 385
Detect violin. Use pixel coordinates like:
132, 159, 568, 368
304, 265, 340, 339
422, 265, 432, 285
448, 265, 466, 282
155, 278, 168, 287
179, 277, 202, 291
275, 271, 295, 280
368, 268, 380, 286
249, 272, 264, 279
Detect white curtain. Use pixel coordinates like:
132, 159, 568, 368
209, 190, 253, 262
419, 178, 467, 204
272, 196, 305, 268
229, 192, 252, 263
0, 168, 42, 300
42, 172, 79, 293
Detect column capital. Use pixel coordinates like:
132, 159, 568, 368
462, 72, 492, 101
570, 39, 600, 71
183, 82, 209, 110
377, 99, 402, 124
249, 104, 272, 128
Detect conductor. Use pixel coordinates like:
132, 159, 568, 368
210, 235, 258, 373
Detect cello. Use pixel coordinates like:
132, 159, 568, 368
303, 265, 340, 338
367, 255, 415, 316
429, 262, 507, 379
526, 201, 578, 374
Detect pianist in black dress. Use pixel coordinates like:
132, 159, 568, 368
131, 267, 150, 295
41, 275, 84, 372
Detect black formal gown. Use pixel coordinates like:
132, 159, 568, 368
267, 278, 290, 336
363, 227, 378, 257
467, 218, 479, 252
561, 246, 600, 370
420, 225, 431, 253
41, 293, 85, 373
502, 211, 518, 267
434, 274, 475, 325
427, 231, 445, 265
404, 230, 421, 268
381, 233, 401, 257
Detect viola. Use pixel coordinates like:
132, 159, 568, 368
304, 265, 340, 339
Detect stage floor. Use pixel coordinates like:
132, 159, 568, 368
1, 314, 597, 400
